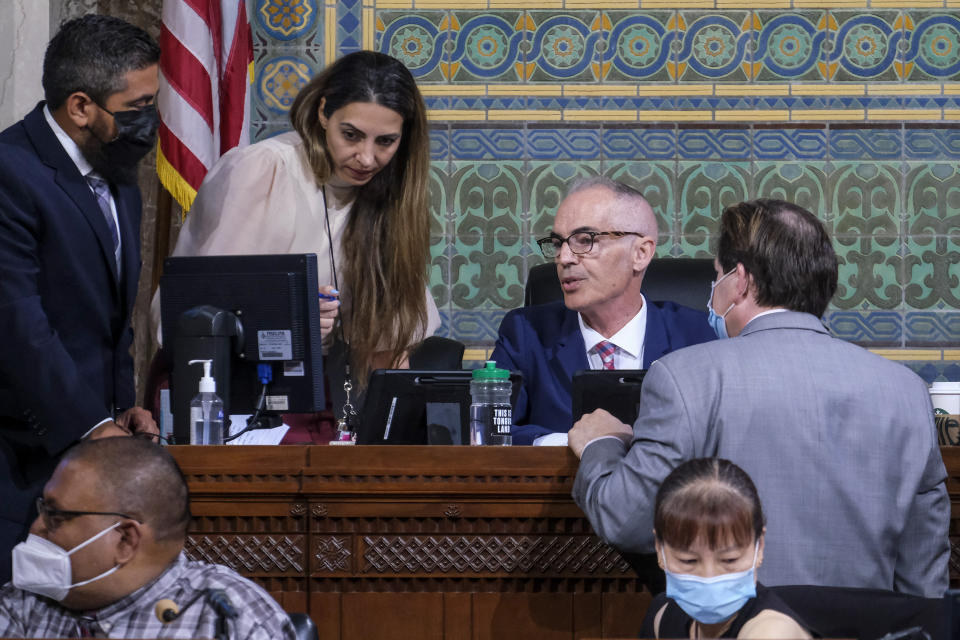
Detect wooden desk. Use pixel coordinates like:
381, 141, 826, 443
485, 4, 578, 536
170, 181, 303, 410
170, 445, 647, 639
170, 445, 960, 640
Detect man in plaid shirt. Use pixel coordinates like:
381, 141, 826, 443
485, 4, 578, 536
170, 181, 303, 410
0, 437, 296, 639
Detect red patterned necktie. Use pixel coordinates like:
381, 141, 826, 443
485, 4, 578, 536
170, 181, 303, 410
594, 340, 616, 370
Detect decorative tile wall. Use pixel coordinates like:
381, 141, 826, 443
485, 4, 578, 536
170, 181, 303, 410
250, 0, 960, 380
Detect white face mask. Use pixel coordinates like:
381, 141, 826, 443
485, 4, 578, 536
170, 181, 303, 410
12, 523, 121, 601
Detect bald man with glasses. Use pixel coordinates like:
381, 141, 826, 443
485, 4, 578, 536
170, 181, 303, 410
0, 437, 295, 639
490, 177, 715, 447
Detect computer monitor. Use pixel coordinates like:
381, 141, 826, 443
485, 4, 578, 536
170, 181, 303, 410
160, 254, 325, 443
356, 370, 522, 445
571, 369, 647, 427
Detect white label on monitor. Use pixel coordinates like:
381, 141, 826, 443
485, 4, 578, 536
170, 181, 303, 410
383, 397, 398, 440
257, 330, 292, 360
265, 395, 289, 411
283, 361, 305, 376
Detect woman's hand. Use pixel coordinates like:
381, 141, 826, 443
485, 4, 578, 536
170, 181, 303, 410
318, 285, 340, 339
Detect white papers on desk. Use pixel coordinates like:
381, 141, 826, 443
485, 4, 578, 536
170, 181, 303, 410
533, 432, 569, 447
226, 415, 290, 445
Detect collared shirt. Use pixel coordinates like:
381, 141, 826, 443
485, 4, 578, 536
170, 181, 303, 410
0, 552, 297, 639
745, 308, 789, 324
578, 295, 647, 370
42, 105, 121, 251
536, 299, 650, 446
42, 105, 117, 435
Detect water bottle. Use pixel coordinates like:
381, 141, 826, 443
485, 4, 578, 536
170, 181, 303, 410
470, 361, 512, 446
188, 359, 224, 445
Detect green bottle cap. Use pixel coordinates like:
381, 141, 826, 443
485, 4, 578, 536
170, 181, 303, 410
472, 360, 509, 380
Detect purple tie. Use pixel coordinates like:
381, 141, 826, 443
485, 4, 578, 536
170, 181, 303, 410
86, 175, 121, 274
594, 340, 616, 370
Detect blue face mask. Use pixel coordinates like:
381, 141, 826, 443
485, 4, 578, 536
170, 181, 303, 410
706, 269, 736, 339
662, 542, 759, 625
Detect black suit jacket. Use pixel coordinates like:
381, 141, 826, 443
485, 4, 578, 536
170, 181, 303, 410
0, 103, 141, 544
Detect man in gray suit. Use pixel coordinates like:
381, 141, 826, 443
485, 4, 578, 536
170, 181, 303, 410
569, 198, 949, 596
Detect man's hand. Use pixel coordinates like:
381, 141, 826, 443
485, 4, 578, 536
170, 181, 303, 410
87, 420, 131, 440
318, 285, 340, 339
116, 407, 159, 437
86, 408, 158, 441
568, 409, 633, 459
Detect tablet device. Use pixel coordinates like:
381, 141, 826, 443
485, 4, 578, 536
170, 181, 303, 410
357, 370, 522, 445
571, 369, 647, 427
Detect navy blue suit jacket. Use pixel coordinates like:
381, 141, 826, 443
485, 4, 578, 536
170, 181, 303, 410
0, 104, 141, 568
490, 300, 715, 445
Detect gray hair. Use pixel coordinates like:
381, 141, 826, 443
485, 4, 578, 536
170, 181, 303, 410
566, 176, 658, 240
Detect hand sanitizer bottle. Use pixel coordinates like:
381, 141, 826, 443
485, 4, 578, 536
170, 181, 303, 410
188, 359, 224, 445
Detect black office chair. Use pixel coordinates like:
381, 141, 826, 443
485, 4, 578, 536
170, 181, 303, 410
770, 585, 945, 640
524, 258, 716, 310
640, 585, 945, 640
408, 335, 465, 370
289, 613, 319, 640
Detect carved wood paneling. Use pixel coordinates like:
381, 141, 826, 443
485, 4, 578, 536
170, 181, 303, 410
313, 535, 352, 573
169, 445, 960, 637
185, 534, 306, 574
360, 535, 632, 576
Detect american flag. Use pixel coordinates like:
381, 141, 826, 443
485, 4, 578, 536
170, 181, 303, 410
157, 0, 253, 213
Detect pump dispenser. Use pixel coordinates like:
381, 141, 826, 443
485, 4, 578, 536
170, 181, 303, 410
188, 359, 224, 445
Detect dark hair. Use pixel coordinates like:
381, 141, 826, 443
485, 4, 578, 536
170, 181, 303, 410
717, 198, 838, 317
654, 458, 764, 551
42, 14, 160, 109
61, 437, 191, 543
289, 51, 431, 385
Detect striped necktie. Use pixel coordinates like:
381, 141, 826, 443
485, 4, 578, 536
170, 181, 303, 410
85, 175, 121, 275
594, 340, 616, 370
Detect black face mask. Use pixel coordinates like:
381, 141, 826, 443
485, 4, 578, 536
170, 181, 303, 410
83, 103, 159, 184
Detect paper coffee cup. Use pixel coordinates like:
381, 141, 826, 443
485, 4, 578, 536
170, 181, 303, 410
930, 381, 960, 415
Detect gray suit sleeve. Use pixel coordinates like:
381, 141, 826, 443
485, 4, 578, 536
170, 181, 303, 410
572, 360, 694, 553
894, 404, 950, 596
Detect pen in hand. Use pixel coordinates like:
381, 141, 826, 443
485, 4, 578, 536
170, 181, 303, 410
318, 288, 339, 301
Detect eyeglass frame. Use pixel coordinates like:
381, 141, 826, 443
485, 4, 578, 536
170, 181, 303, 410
36, 497, 141, 530
536, 230, 645, 259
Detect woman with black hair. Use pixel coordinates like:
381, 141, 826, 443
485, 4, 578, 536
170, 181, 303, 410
648, 458, 813, 639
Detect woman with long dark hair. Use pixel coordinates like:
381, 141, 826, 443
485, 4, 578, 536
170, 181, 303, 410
162, 51, 439, 442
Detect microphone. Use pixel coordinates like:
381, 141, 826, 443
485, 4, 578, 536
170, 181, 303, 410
153, 589, 238, 624
154, 598, 180, 623
207, 589, 238, 618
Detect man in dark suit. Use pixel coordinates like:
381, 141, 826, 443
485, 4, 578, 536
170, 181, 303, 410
491, 178, 715, 446
0, 15, 160, 581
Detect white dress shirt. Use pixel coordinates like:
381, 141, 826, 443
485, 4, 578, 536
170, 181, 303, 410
534, 297, 648, 446
42, 105, 121, 254
578, 295, 648, 370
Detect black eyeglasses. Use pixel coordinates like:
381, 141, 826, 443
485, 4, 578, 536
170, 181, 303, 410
36, 497, 140, 531
536, 231, 644, 259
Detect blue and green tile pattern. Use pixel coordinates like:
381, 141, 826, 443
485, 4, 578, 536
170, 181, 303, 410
250, 0, 960, 378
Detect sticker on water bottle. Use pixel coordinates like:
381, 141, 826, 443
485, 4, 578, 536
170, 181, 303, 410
470, 404, 510, 444
491, 405, 512, 436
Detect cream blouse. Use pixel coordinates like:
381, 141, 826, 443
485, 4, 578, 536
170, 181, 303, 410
155, 131, 441, 346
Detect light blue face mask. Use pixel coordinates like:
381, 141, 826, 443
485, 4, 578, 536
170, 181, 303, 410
706, 269, 736, 339
662, 541, 759, 625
